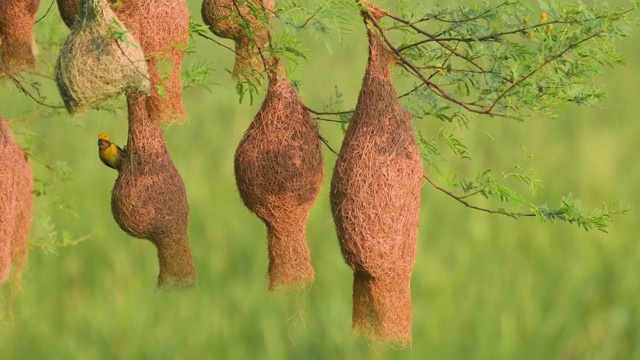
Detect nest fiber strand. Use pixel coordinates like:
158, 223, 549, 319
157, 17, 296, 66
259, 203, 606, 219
0, 120, 33, 284
111, 94, 196, 290
329, 27, 423, 344
0, 0, 40, 72
234, 60, 323, 291
55, 0, 150, 114
201, 0, 274, 84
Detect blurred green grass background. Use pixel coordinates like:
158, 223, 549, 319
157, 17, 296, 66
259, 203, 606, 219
2, 0, 640, 358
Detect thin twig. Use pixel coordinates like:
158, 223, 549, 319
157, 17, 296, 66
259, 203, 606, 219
318, 134, 339, 156
297, 4, 326, 29
488, 33, 600, 113
423, 174, 537, 217
313, 117, 348, 123
35, 0, 56, 24
306, 106, 354, 116
384, 12, 492, 77
363, 11, 505, 117
196, 32, 239, 56
430, 1, 509, 24
1, 67, 65, 109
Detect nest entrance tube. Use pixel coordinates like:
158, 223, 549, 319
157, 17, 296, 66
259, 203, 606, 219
329, 24, 423, 344
234, 60, 324, 291
111, 94, 197, 291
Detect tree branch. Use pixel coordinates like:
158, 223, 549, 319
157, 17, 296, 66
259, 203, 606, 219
1, 67, 65, 109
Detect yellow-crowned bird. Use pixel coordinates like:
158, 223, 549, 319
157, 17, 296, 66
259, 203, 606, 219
97, 133, 125, 172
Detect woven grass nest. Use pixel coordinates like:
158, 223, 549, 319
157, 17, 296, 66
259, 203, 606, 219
234, 59, 324, 291
329, 25, 423, 344
55, 0, 150, 115
201, 0, 274, 85
0, 120, 34, 284
0, 0, 40, 72
111, 94, 197, 291
56, 0, 189, 123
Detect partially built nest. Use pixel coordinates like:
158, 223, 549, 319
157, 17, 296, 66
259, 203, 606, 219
57, 0, 189, 123
329, 26, 423, 344
0, 120, 34, 284
111, 94, 197, 291
234, 59, 323, 291
202, 0, 274, 84
0, 0, 40, 72
55, 0, 150, 114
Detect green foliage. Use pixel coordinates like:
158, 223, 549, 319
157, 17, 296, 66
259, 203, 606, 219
283, 0, 636, 232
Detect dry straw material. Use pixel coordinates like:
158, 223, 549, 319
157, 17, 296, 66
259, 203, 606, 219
234, 59, 323, 291
137, 0, 190, 123
329, 26, 423, 344
55, 0, 150, 114
57, 0, 190, 123
0, 0, 40, 72
201, 0, 274, 84
0, 120, 33, 284
111, 94, 197, 291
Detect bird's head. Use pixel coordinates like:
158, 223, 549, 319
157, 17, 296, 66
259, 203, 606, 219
98, 133, 111, 151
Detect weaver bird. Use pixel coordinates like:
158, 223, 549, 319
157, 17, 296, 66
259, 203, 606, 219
97, 133, 125, 171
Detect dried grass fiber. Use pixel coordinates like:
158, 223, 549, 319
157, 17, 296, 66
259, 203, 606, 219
55, 0, 150, 114
0, 120, 33, 284
138, 0, 189, 123
111, 94, 196, 291
0, 0, 40, 71
234, 60, 323, 291
329, 26, 423, 344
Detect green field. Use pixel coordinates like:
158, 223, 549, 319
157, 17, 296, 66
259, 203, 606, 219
2, 1, 640, 358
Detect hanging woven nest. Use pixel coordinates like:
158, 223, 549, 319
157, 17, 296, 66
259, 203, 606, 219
0, 0, 40, 72
201, 0, 274, 85
111, 94, 197, 291
0, 120, 33, 284
56, 0, 189, 123
329, 24, 423, 344
55, 0, 150, 115
234, 59, 324, 291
